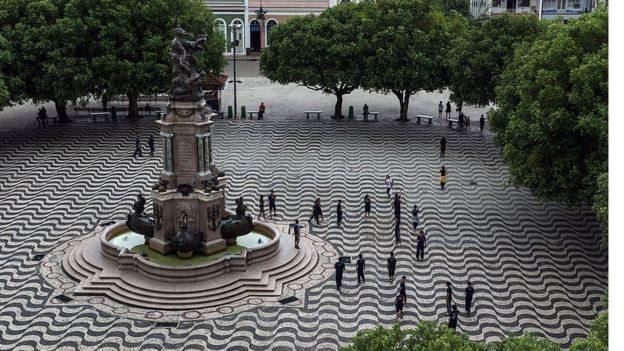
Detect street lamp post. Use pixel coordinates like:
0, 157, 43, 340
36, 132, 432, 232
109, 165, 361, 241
229, 24, 242, 119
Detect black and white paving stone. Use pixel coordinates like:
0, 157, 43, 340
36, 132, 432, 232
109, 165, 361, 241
0, 116, 607, 350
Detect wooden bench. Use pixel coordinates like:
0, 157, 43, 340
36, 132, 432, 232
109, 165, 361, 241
247, 111, 259, 119
305, 111, 322, 119
416, 115, 434, 124
363, 112, 379, 120
448, 118, 459, 128
91, 112, 109, 121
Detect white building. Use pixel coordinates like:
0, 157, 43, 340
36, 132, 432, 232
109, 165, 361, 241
470, 0, 596, 20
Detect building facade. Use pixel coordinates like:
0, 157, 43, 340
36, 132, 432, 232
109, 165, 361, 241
470, 0, 597, 20
205, 0, 335, 55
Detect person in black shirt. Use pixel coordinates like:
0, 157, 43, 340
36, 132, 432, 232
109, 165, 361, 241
288, 219, 303, 249
308, 198, 323, 225
393, 193, 401, 221
133, 135, 143, 158
335, 257, 345, 291
479, 114, 485, 132
356, 253, 365, 284
445, 101, 452, 119
148, 135, 155, 157
416, 230, 426, 261
258, 194, 267, 221
458, 112, 464, 129
465, 281, 475, 314
399, 276, 407, 303
268, 190, 277, 218
387, 252, 397, 283
448, 305, 459, 331
446, 281, 453, 314
440, 166, 447, 190
395, 293, 405, 319
364, 195, 371, 218
394, 218, 401, 245
336, 200, 343, 227
440, 137, 446, 158
411, 205, 419, 230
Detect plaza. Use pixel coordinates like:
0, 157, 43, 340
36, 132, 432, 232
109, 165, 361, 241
0, 76, 607, 349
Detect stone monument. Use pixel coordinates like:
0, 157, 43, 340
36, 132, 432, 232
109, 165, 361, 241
146, 27, 225, 256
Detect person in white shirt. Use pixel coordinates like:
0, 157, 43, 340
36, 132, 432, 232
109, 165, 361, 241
385, 174, 393, 198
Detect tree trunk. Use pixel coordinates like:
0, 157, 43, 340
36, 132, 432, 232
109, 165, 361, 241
54, 100, 69, 123
393, 90, 411, 121
101, 95, 108, 111
333, 94, 344, 119
127, 93, 139, 118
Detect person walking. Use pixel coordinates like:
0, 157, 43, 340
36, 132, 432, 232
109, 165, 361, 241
465, 281, 475, 314
445, 101, 452, 119
394, 218, 401, 245
458, 112, 464, 129
399, 276, 407, 303
446, 282, 453, 314
258, 194, 267, 221
363, 103, 369, 120
133, 135, 143, 158
393, 193, 402, 221
385, 175, 394, 197
387, 252, 397, 283
411, 205, 419, 230
395, 293, 405, 319
440, 137, 447, 158
145, 102, 152, 116
364, 195, 371, 218
416, 230, 426, 261
465, 115, 471, 130
448, 305, 459, 331
336, 200, 343, 227
288, 219, 302, 249
258, 102, 266, 119
456, 102, 463, 118
308, 198, 321, 225
148, 135, 155, 157
440, 166, 447, 190
335, 257, 345, 291
438, 101, 443, 119
356, 253, 365, 284
479, 114, 485, 132
268, 190, 277, 218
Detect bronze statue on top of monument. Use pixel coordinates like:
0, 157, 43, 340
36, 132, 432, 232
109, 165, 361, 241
170, 27, 207, 103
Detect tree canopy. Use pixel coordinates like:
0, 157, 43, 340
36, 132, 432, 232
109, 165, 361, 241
488, 9, 608, 223
260, 2, 367, 118
0, 0, 225, 119
447, 14, 546, 106
360, 0, 466, 120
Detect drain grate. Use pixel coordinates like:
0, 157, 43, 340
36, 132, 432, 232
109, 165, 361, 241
278, 296, 299, 304
54, 294, 73, 303
154, 321, 178, 328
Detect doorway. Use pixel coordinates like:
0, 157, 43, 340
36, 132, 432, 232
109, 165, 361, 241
250, 20, 261, 51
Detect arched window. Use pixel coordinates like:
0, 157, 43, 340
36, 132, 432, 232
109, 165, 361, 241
266, 19, 278, 47
230, 19, 245, 54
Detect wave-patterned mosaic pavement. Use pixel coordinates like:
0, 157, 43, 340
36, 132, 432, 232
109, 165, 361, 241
0, 117, 607, 350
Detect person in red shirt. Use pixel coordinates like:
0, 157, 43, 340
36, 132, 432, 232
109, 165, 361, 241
259, 102, 266, 119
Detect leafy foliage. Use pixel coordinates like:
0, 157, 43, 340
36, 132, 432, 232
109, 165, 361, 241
439, 0, 470, 17
447, 14, 546, 106
592, 173, 608, 248
571, 290, 608, 351
260, 3, 367, 117
488, 9, 608, 209
360, 0, 466, 119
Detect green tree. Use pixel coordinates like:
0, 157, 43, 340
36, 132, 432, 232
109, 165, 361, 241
571, 290, 608, 351
486, 334, 561, 351
0, 34, 11, 109
0, 0, 93, 121
65, 0, 225, 118
341, 322, 484, 351
592, 173, 608, 248
360, 0, 464, 120
447, 14, 546, 106
440, 0, 470, 17
260, 3, 367, 118
488, 9, 608, 210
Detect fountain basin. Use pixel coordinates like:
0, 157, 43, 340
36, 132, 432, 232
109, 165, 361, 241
100, 220, 281, 283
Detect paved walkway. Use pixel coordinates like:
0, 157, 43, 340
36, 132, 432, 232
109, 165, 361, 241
0, 113, 607, 350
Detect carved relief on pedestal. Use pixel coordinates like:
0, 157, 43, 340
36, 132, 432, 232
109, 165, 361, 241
154, 204, 163, 230
176, 202, 196, 226
207, 204, 221, 232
